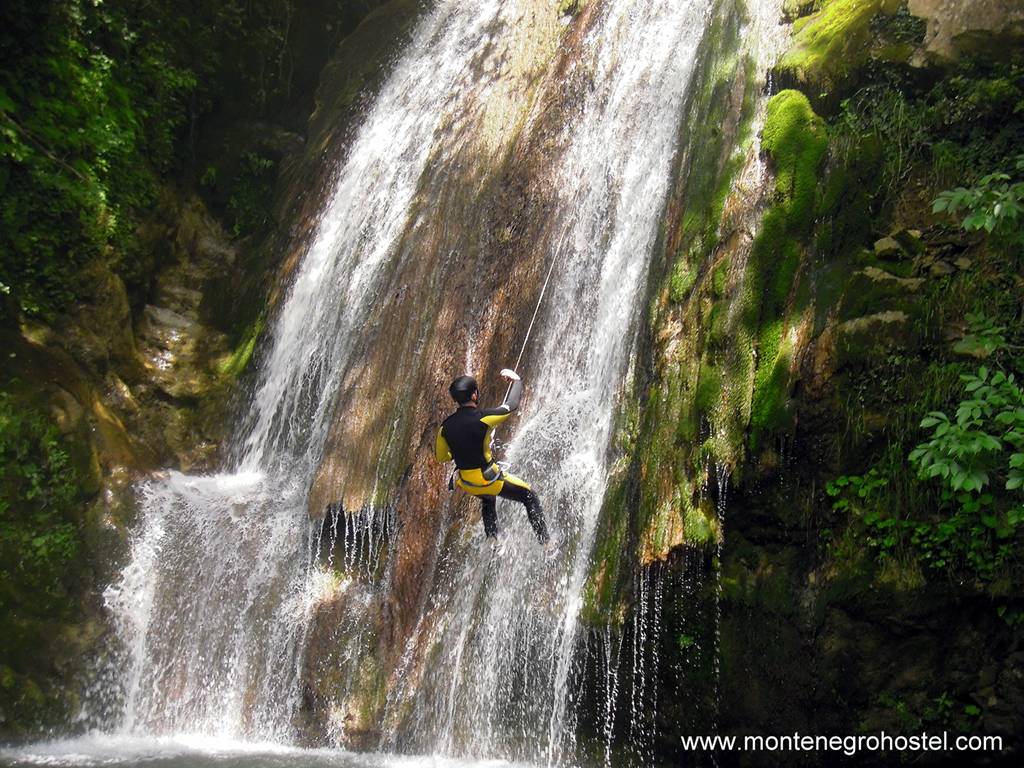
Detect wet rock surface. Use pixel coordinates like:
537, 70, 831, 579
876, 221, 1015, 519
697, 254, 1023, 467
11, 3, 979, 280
295, 0, 591, 739
602, 1, 1024, 762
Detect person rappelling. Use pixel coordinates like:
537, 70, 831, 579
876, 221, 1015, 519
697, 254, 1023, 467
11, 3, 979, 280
435, 369, 550, 547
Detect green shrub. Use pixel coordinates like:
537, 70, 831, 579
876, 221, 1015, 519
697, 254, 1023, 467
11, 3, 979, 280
909, 360, 1023, 497
0, 394, 82, 608
0, 0, 312, 319
933, 154, 1024, 247
227, 152, 277, 237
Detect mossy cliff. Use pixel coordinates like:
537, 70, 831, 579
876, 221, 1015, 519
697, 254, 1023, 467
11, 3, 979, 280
582, 0, 761, 628
586, 0, 1024, 762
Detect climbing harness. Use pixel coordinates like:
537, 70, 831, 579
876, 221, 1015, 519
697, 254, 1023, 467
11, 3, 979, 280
449, 461, 511, 492
457, 463, 504, 487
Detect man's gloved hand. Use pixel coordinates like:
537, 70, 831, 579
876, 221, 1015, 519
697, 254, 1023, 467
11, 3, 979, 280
500, 368, 521, 381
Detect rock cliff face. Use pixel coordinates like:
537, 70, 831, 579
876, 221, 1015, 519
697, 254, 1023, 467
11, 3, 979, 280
0, 190, 247, 737
590, 0, 1024, 762
293, 0, 616, 742
908, 0, 1024, 62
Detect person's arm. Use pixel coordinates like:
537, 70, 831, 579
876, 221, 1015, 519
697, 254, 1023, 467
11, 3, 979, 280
500, 368, 523, 412
435, 427, 452, 462
480, 369, 523, 423
503, 377, 523, 412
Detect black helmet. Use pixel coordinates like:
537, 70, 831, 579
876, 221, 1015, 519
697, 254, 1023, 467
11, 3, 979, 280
449, 375, 478, 404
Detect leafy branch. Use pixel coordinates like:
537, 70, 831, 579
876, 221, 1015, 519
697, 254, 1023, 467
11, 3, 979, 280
933, 154, 1024, 244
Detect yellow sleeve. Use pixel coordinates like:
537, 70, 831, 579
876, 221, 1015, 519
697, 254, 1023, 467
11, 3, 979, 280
435, 428, 452, 462
480, 411, 511, 427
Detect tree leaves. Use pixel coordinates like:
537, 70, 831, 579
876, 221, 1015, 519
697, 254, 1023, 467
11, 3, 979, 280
933, 156, 1024, 245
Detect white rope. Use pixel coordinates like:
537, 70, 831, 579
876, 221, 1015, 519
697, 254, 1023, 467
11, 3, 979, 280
504, 249, 561, 399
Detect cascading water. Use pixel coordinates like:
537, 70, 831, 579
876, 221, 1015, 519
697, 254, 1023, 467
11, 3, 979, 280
384, 1, 718, 762
5, 1, 788, 766
103, 0, 520, 741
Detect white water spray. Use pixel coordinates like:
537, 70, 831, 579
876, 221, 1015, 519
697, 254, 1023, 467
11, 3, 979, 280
88, 0, 788, 761
384, 1, 719, 763
103, 0, 519, 740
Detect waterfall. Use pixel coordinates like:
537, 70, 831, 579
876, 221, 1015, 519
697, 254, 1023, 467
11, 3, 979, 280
386, 1, 718, 762
88, 0, 786, 761
103, 0, 518, 740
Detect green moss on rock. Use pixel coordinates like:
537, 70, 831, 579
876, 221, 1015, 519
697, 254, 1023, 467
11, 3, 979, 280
740, 91, 828, 447
217, 314, 266, 378
695, 362, 723, 416
762, 90, 829, 232
669, 259, 697, 303
778, 0, 901, 109
558, 0, 588, 17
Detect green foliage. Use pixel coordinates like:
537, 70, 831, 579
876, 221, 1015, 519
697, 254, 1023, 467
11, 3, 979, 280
953, 311, 1009, 359
827, 469, 906, 557
868, 3, 926, 45
227, 152, 277, 237
0, 389, 89, 735
926, 60, 1024, 185
826, 145, 1024, 581
0, 0, 196, 317
909, 362, 1024, 497
832, 59, 1024, 203
0, 393, 82, 605
933, 155, 1024, 246
827, 160, 1024, 580
827, 464, 1018, 579
997, 604, 1024, 628
833, 85, 927, 198
874, 690, 980, 734
0, 0, 312, 319
926, 61, 1024, 158
826, 468, 888, 513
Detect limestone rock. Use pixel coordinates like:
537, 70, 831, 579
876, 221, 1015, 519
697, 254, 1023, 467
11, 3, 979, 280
907, 0, 1024, 63
891, 227, 925, 255
873, 235, 902, 258
840, 264, 923, 322
928, 259, 956, 277
860, 266, 924, 292
836, 310, 915, 366
48, 386, 84, 434
137, 305, 216, 400
55, 263, 138, 377
782, 0, 817, 22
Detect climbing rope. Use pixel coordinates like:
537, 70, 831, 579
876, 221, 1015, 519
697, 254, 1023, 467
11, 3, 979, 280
504, 248, 562, 400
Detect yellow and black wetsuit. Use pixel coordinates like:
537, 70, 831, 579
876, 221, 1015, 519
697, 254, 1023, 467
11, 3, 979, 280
435, 378, 548, 542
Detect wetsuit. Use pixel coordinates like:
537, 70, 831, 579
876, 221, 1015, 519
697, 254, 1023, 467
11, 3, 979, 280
435, 378, 549, 543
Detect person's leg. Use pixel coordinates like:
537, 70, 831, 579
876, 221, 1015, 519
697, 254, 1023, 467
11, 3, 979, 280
498, 477, 549, 544
479, 494, 499, 538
